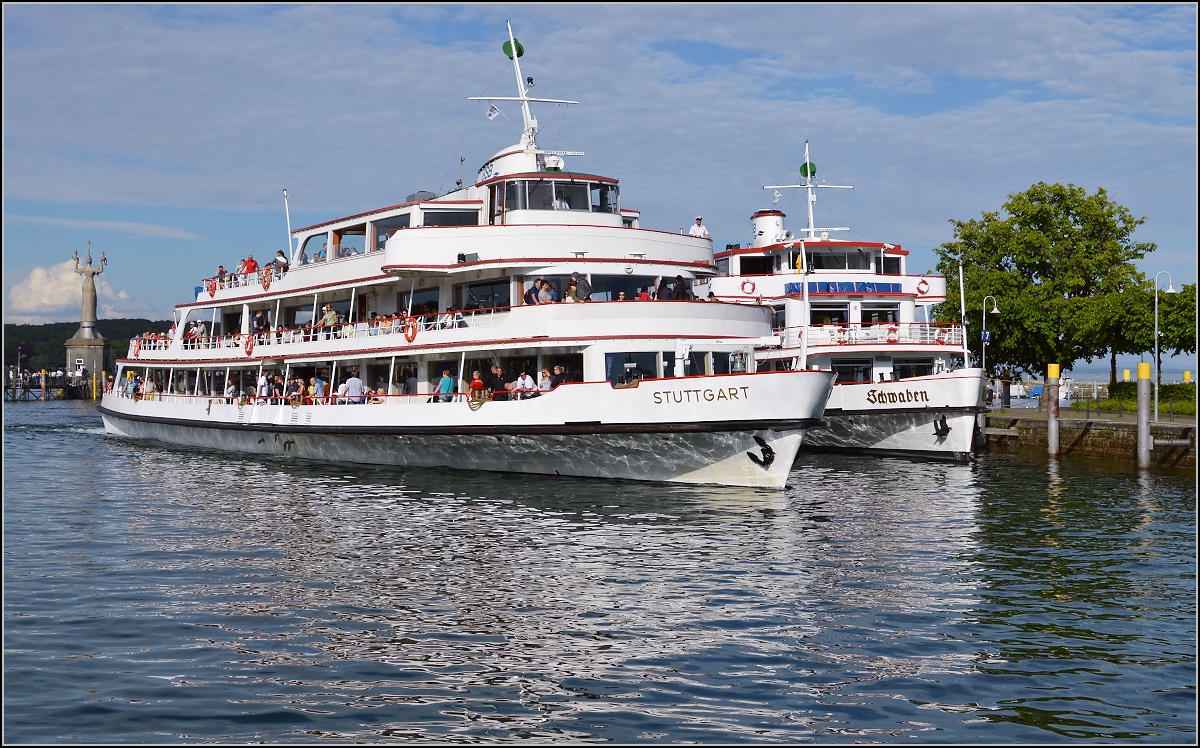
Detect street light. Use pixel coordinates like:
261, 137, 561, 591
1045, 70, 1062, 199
1154, 271, 1177, 423
982, 295, 999, 373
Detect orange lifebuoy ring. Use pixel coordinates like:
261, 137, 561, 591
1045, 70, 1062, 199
402, 316, 418, 343
916, 278, 930, 295
244, 336, 255, 356
935, 327, 948, 345
260, 271, 271, 290
131, 339, 142, 357
835, 327, 849, 345
886, 326, 899, 343
208, 279, 217, 297
741, 279, 756, 295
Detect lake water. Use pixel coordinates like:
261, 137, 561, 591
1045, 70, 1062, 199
4, 400, 1195, 743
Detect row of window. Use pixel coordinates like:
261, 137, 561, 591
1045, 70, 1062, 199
720, 253, 903, 275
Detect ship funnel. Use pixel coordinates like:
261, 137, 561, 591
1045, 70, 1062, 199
750, 209, 787, 248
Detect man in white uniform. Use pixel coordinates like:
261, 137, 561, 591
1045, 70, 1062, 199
689, 216, 710, 239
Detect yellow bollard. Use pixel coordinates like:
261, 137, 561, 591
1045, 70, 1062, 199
1047, 364, 1060, 457
1123, 368, 1130, 382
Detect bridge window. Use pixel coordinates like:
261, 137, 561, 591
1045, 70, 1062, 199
504, 181, 528, 211
591, 183, 619, 213
333, 227, 366, 257
831, 358, 872, 384
739, 256, 773, 275
894, 358, 934, 379
300, 234, 329, 263
423, 211, 478, 227
374, 214, 411, 243
810, 304, 849, 325
528, 180, 554, 210
555, 182, 588, 211
606, 352, 657, 385
861, 303, 898, 324
458, 279, 509, 310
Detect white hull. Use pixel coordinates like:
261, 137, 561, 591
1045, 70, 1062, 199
802, 369, 983, 458
98, 371, 834, 488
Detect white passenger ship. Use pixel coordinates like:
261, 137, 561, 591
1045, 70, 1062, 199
694, 144, 984, 459
98, 25, 836, 488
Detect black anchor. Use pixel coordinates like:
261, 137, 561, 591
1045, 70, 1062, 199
747, 435, 776, 469
933, 415, 951, 437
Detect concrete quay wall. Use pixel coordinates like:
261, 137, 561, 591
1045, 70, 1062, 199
980, 411, 1195, 470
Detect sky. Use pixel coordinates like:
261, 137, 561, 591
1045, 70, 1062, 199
3, 4, 1196, 376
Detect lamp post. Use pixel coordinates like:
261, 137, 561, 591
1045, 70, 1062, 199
1153, 271, 1177, 423
981, 295, 999, 374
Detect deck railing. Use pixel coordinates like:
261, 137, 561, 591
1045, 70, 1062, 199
777, 322, 964, 348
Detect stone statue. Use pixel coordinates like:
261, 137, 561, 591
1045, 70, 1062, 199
73, 242, 106, 325
65, 242, 110, 389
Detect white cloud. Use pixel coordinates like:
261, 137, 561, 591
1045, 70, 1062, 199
3, 214, 199, 239
4, 259, 153, 322
0, 3, 1193, 302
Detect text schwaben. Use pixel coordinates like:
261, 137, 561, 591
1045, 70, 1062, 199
866, 388, 930, 405
653, 386, 750, 404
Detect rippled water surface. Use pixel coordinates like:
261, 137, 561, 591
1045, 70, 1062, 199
4, 401, 1195, 743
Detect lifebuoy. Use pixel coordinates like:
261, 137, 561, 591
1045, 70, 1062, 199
131, 339, 141, 357
935, 327, 948, 345
835, 327, 849, 345
886, 326, 898, 343
244, 336, 255, 356
402, 316, 418, 343
260, 271, 271, 290
741, 279, 756, 295
916, 278, 930, 295
208, 279, 217, 298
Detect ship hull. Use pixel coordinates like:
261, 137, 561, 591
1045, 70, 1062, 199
800, 369, 984, 460
98, 371, 833, 488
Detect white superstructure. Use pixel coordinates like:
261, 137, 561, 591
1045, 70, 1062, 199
98, 24, 836, 488
695, 143, 984, 460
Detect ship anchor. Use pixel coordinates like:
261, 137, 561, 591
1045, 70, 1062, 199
933, 415, 951, 438
747, 435, 775, 470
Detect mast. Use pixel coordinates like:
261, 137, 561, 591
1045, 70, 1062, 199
468, 22, 578, 152
763, 140, 853, 239
506, 21, 536, 148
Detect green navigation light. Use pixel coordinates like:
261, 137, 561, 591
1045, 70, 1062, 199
503, 39, 525, 60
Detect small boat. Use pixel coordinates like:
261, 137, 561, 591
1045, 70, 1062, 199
694, 142, 985, 460
97, 24, 837, 488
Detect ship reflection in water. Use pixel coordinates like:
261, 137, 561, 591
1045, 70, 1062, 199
3, 401, 1194, 743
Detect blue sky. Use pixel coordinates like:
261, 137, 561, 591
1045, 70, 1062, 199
3, 4, 1196, 376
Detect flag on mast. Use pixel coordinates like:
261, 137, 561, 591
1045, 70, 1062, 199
486, 104, 501, 120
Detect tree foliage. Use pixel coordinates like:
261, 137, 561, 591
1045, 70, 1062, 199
934, 182, 1159, 379
1158, 283, 1197, 357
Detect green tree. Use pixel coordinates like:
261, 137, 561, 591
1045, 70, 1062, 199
934, 182, 1155, 380
1157, 282, 1197, 376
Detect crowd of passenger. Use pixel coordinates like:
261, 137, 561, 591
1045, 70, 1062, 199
113, 362, 579, 407
520, 273, 703, 304
206, 250, 291, 290
204, 241, 382, 290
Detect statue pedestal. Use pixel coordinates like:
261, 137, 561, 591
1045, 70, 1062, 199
65, 334, 109, 396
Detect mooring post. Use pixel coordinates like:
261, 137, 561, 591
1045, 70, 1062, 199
1047, 364, 1060, 457
1137, 362, 1151, 469
40, 369, 47, 402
